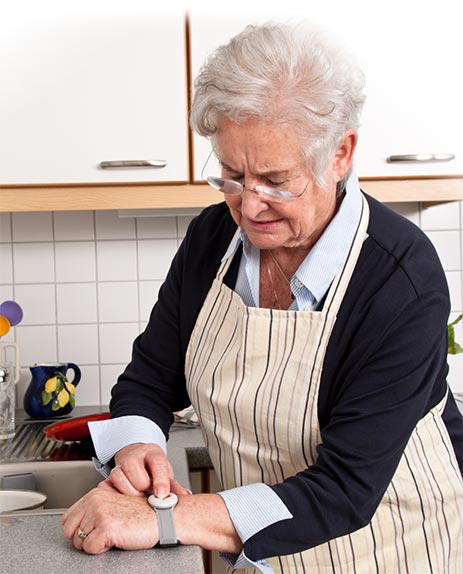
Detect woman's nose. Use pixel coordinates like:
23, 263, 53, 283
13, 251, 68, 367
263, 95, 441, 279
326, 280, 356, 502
239, 184, 270, 217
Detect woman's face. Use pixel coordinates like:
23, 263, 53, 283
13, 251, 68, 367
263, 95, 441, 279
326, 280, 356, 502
214, 118, 356, 253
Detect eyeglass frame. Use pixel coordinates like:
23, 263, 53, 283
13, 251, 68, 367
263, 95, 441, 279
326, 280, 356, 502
201, 150, 310, 203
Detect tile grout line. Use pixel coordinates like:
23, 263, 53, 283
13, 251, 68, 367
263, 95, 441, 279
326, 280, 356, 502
52, 212, 59, 366
93, 210, 103, 406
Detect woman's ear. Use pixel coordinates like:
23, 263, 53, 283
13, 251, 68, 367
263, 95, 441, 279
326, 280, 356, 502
333, 130, 358, 180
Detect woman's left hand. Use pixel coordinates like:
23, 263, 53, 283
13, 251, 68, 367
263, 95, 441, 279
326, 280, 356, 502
61, 481, 158, 554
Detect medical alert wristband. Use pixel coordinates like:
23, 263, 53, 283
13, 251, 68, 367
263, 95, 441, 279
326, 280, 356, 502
148, 493, 179, 547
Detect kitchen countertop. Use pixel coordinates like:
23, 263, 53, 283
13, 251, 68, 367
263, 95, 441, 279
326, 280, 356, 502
0, 514, 204, 574
0, 411, 212, 574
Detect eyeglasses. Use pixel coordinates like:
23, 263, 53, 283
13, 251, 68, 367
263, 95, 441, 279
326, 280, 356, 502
205, 176, 309, 203
201, 152, 309, 203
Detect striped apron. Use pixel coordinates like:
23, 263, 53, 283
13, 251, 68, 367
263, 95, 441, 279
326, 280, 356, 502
185, 195, 463, 573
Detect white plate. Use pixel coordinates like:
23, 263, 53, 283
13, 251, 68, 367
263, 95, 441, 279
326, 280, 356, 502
0, 489, 47, 513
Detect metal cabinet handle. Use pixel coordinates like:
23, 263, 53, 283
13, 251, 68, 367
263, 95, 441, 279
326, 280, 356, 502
387, 153, 455, 163
98, 159, 167, 169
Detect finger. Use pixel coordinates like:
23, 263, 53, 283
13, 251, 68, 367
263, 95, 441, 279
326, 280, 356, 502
62, 503, 86, 539
73, 526, 112, 555
81, 530, 112, 555
73, 525, 92, 550
117, 459, 153, 494
145, 449, 171, 498
169, 478, 192, 496
114, 442, 144, 466
61, 489, 94, 536
61, 491, 87, 524
107, 465, 146, 497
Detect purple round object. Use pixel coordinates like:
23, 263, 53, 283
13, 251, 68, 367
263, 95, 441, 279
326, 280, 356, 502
0, 300, 23, 326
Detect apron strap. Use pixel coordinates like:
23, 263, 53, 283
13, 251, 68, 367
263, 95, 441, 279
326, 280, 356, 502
323, 193, 370, 313
216, 228, 241, 281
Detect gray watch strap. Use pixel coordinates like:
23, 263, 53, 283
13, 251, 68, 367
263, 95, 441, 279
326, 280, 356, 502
148, 493, 179, 547
156, 507, 178, 546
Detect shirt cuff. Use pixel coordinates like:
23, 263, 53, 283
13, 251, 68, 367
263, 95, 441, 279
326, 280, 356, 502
218, 483, 293, 573
88, 415, 167, 470
218, 483, 292, 541
221, 549, 275, 574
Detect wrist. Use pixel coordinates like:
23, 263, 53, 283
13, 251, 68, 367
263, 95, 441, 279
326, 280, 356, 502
175, 493, 242, 553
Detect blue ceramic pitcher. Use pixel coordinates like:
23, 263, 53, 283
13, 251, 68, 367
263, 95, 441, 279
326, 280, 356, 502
23, 363, 81, 418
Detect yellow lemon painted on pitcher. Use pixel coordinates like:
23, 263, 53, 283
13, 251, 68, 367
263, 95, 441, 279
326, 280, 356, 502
45, 377, 58, 393
65, 381, 75, 394
57, 389, 70, 407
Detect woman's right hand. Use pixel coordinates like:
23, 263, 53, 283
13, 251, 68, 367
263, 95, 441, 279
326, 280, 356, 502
106, 443, 191, 498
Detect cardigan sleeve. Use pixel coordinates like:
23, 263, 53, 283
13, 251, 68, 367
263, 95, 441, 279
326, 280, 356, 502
242, 288, 450, 560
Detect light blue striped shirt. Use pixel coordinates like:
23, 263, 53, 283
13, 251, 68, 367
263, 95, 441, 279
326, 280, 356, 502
89, 172, 363, 573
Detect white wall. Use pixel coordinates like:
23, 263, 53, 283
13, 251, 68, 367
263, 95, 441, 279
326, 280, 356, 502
0, 200, 462, 411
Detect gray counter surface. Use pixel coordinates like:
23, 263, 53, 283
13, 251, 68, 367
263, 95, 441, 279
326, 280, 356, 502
0, 420, 212, 574
0, 513, 205, 574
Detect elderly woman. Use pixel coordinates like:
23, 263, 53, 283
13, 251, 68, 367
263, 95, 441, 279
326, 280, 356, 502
62, 22, 463, 573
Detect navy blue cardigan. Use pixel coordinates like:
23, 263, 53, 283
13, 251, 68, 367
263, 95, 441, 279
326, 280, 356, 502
110, 193, 463, 559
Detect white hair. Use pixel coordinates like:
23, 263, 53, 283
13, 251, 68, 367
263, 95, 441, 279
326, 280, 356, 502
190, 21, 366, 190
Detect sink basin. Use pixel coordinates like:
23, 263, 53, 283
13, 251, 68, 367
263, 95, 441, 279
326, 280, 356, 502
0, 460, 103, 510
0, 414, 104, 511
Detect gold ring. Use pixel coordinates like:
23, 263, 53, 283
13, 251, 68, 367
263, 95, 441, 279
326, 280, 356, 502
78, 529, 88, 540
110, 464, 121, 474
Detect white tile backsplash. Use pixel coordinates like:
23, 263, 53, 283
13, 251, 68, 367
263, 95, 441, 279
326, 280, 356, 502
98, 281, 139, 322
0, 285, 14, 301
421, 201, 460, 231
100, 364, 125, 405
16, 367, 33, 407
15, 284, 56, 325
15, 325, 58, 366
13, 242, 55, 283
0, 213, 12, 243
139, 280, 163, 321
446, 271, 462, 312
99, 322, 140, 364
74, 364, 101, 406
96, 240, 138, 281
136, 216, 177, 239
426, 230, 461, 271
137, 238, 177, 280
96, 211, 136, 240
54, 211, 95, 241
55, 241, 96, 282
12, 212, 53, 242
57, 283, 98, 324
5, 206, 463, 406
58, 324, 99, 364
0, 243, 13, 284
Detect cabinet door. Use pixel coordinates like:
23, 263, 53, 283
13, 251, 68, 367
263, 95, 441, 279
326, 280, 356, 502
0, 3, 188, 184
190, 2, 462, 179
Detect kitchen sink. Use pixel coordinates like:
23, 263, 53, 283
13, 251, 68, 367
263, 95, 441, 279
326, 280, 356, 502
0, 416, 103, 511
0, 459, 103, 510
